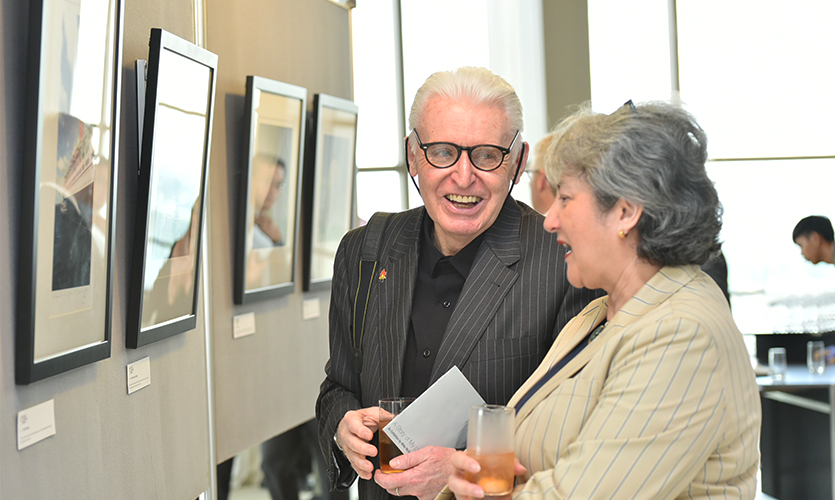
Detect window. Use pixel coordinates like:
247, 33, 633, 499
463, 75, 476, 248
351, 0, 548, 218
588, 0, 835, 334
676, 0, 835, 334
351, 0, 407, 223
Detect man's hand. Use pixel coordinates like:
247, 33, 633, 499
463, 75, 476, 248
373, 446, 456, 500
336, 408, 380, 480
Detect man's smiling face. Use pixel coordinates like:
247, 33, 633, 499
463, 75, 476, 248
408, 97, 526, 255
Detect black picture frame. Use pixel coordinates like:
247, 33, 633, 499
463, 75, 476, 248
16, 0, 124, 384
233, 76, 307, 304
127, 28, 217, 348
302, 94, 359, 292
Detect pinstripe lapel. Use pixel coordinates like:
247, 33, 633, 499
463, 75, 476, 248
541, 300, 607, 370
509, 298, 607, 420
429, 198, 523, 383
377, 210, 422, 397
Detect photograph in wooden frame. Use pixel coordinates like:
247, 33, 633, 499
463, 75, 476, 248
302, 94, 358, 292
127, 28, 217, 348
234, 76, 307, 304
16, 0, 124, 384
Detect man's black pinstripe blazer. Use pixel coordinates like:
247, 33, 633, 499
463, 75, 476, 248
316, 196, 602, 500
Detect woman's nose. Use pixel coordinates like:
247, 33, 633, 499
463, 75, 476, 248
543, 201, 560, 233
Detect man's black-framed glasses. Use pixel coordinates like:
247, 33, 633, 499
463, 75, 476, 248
413, 130, 520, 171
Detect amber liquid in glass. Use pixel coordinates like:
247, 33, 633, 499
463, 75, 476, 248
379, 417, 404, 473
465, 451, 515, 496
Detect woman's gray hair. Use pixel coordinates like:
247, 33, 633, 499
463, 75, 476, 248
544, 100, 722, 266
408, 67, 524, 162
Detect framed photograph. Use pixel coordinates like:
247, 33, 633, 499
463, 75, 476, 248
16, 0, 124, 384
233, 76, 307, 304
302, 94, 358, 292
127, 29, 217, 348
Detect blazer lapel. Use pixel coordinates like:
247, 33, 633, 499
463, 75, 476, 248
509, 298, 608, 422
377, 211, 422, 398
429, 199, 523, 382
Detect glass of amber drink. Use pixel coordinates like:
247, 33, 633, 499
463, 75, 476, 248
465, 405, 516, 496
378, 397, 414, 473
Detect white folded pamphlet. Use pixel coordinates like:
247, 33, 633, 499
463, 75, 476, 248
382, 365, 485, 454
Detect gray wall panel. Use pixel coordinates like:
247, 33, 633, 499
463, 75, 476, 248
204, 0, 352, 462
1, 0, 208, 498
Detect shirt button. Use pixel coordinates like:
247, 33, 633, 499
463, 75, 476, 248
442, 300, 451, 308
423, 349, 431, 358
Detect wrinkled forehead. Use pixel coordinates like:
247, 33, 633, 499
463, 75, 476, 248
419, 97, 514, 142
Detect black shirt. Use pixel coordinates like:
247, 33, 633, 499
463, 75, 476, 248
401, 216, 484, 398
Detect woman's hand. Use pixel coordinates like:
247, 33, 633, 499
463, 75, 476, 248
448, 451, 527, 500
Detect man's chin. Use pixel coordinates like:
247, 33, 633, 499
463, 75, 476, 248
435, 220, 488, 243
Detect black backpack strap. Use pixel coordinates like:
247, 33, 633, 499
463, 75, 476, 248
351, 212, 392, 373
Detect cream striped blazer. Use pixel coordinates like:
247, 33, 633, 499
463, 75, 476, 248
506, 265, 761, 500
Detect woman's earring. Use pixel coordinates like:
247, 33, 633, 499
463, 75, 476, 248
618, 230, 626, 239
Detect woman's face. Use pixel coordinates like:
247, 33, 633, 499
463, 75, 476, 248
543, 175, 619, 291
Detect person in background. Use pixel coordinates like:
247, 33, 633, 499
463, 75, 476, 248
793, 215, 834, 266
527, 133, 557, 215
446, 100, 761, 500
316, 67, 602, 500
251, 154, 286, 248
701, 251, 730, 305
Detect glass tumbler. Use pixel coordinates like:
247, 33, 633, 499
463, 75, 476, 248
465, 405, 516, 496
378, 397, 414, 473
768, 347, 787, 381
808, 341, 826, 374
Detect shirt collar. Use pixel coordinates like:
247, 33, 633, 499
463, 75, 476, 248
420, 216, 484, 278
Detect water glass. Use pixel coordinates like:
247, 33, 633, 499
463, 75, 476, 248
378, 397, 414, 473
465, 405, 516, 496
768, 347, 787, 381
807, 341, 826, 374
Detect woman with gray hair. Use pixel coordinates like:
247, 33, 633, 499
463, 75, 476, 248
446, 101, 761, 500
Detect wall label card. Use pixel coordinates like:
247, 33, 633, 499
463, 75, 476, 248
233, 312, 256, 339
303, 297, 321, 320
127, 357, 151, 394
17, 399, 56, 450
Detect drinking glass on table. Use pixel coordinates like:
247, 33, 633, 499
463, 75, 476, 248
768, 347, 787, 381
808, 341, 826, 374
378, 397, 414, 473
465, 404, 516, 496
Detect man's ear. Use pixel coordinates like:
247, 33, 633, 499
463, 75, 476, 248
406, 136, 419, 177
535, 170, 550, 191
810, 232, 823, 245
512, 142, 530, 185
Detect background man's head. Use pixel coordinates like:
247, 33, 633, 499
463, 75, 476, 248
528, 133, 557, 214
793, 215, 834, 264
405, 67, 529, 255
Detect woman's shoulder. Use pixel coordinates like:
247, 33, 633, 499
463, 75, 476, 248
617, 266, 737, 336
